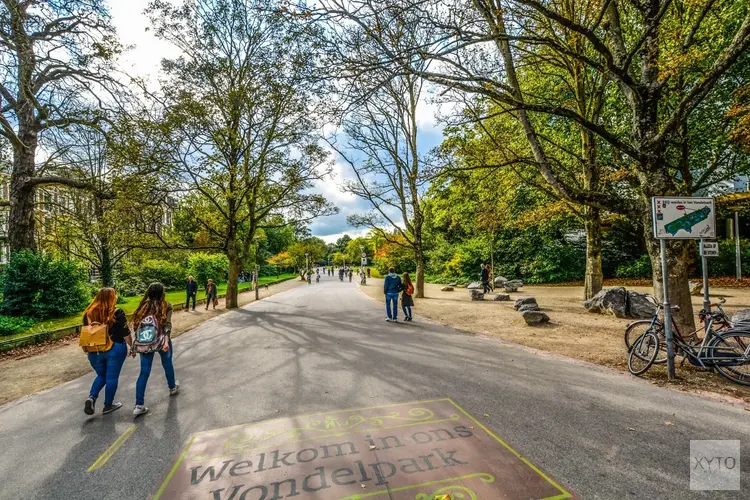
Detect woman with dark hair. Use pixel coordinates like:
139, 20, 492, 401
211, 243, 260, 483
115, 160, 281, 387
401, 272, 415, 322
83, 288, 132, 415
131, 283, 179, 417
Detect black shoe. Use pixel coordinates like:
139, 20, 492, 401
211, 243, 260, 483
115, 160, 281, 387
102, 402, 122, 414
84, 397, 95, 415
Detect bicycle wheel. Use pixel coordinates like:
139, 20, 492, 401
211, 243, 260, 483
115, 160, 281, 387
625, 320, 668, 364
628, 331, 660, 376
707, 331, 750, 386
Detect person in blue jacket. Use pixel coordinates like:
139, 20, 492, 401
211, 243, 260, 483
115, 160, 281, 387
383, 267, 402, 322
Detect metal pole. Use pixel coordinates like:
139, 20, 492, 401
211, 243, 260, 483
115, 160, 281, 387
254, 267, 259, 300
701, 243, 710, 315
735, 211, 742, 280
660, 238, 676, 380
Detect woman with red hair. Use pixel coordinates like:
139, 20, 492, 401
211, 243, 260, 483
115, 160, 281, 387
83, 288, 132, 416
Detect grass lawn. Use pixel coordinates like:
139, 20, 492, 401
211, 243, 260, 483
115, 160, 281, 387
4, 273, 296, 340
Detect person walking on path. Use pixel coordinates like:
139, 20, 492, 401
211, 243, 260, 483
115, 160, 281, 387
383, 267, 402, 322
205, 279, 218, 310
131, 283, 179, 417
348, 268, 353, 282
480, 263, 490, 294
185, 276, 198, 311
401, 272, 415, 321
83, 288, 132, 416
367, 267, 371, 278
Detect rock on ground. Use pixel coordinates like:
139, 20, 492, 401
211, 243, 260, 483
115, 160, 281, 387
627, 291, 658, 319
493, 294, 510, 301
732, 309, 750, 325
514, 297, 538, 310
503, 284, 519, 293
467, 282, 482, 290
508, 279, 524, 288
494, 276, 508, 286
518, 303, 540, 312
441, 286, 454, 292
584, 287, 627, 318
469, 289, 485, 301
523, 310, 550, 325
689, 282, 703, 296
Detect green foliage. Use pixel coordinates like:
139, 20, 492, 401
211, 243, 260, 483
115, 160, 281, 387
0, 251, 90, 319
0, 314, 37, 337
120, 259, 185, 292
188, 253, 229, 287
708, 239, 750, 277
615, 255, 653, 279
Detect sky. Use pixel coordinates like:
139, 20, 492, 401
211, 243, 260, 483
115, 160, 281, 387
108, 0, 447, 244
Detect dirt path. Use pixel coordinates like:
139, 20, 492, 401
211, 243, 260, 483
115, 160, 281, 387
360, 279, 750, 403
0, 279, 304, 406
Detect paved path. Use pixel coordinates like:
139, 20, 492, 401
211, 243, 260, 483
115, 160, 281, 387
0, 275, 747, 499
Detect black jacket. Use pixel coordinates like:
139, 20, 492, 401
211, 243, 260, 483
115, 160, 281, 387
480, 268, 489, 282
186, 279, 198, 294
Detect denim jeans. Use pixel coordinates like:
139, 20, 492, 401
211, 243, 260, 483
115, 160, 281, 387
88, 341, 128, 406
402, 304, 412, 318
136, 339, 176, 406
186, 293, 196, 310
385, 293, 399, 319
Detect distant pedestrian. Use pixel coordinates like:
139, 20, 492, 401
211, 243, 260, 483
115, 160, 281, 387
348, 269, 353, 282
480, 264, 490, 294
82, 288, 132, 416
131, 283, 179, 417
383, 267, 402, 322
205, 279, 218, 310
367, 267, 371, 278
185, 275, 198, 311
401, 272, 415, 321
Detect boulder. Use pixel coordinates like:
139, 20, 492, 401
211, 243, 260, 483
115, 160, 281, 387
494, 276, 508, 286
493, 293, 510, 301
584, 287, 627, 318
732, 309, 750, 325
522, 310, 550, 325
448, 282, 458, 287
467, 282, 482, 290
627, 291, 658, 319
508, 279, 524, 288
441, 286, 454, 292
689, 282, 703, 296
514, 297, 538, 310
518, 303, 540, 312
469, 289, 485, 301
503, 284, 518, 293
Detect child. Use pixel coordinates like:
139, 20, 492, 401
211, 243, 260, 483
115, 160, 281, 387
401, 272, 415, 321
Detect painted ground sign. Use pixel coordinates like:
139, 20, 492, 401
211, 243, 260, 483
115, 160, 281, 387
153, 398, 573, 500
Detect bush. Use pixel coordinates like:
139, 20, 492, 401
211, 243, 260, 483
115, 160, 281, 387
615, 254, 653, 279
0, 314, 37, 336
188, 252, 229, 287
115, 276, 147, 297
120, 259, 184, 291
0, 250, 90, 319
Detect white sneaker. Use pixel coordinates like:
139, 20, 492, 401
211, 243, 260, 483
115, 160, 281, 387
170, 381, 180, 396
133, 405, 149, 417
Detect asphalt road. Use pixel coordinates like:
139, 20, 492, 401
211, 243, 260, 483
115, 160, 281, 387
0, 275, 748, 499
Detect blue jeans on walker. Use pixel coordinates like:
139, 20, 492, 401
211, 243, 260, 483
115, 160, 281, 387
88, 341, 128, 406
385, 293, 399, 319
136, 339, 176, 406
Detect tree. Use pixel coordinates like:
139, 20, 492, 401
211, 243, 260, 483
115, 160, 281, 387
320, 0, 750, 331
0, 0, 125, 251
288, 237, 328, 278
145, 0, 336, 307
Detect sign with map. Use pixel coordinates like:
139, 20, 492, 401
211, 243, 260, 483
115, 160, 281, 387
652, 197, 716, 239
152, 398, 574, 499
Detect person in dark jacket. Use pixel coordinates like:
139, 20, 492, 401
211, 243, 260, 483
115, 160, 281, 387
83, 288, 133, 416
383, 267, 402, 322
401, 272, 415, 321
480, 264, 490, 293
185, 276, 198, 311
205, 279, 218, 310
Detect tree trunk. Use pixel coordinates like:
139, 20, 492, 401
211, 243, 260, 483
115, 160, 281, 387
415, 244, 425, 299
226, 254, 242, 309
583, 208, 604, 300
99, 237, 114, 287
9, 145, 37, 252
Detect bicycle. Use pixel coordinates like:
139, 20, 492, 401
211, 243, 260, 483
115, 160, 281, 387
627, 302, 750, 386
624, 298, 732, 364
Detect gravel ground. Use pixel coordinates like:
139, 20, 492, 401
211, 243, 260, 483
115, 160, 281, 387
360, 279, 750, 403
